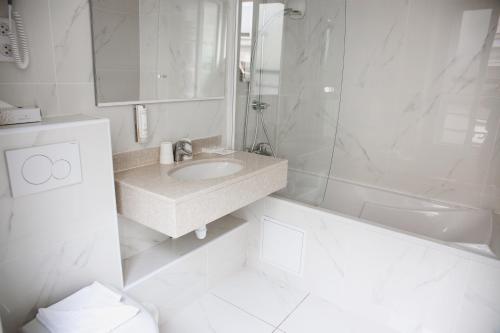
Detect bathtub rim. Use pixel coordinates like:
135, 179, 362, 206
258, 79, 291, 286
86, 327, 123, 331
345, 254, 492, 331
358, 201, 493, 245
268, 194, 500, 268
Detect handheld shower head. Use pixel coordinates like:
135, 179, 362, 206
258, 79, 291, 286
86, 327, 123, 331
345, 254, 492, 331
284, 0, 305, 19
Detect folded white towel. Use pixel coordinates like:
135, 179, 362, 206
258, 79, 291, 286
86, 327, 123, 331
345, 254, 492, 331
36, 282, 139, 333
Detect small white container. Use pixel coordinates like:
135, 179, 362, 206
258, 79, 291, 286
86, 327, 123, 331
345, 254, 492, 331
160, 142, 174, 165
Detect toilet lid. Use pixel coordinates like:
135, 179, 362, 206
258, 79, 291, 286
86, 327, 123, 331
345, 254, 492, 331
21, 291, 158, 333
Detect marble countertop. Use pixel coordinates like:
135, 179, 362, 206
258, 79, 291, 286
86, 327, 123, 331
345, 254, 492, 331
114, 151, 287, 203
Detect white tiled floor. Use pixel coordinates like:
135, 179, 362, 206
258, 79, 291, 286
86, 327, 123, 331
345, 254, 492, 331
159, 293, 274, 333
159, 269, 397, 332
279, 295, 399, 333
210, 270, 308, 326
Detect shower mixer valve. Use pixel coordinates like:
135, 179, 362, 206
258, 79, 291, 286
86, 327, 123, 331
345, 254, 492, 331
251, 100, 270, 111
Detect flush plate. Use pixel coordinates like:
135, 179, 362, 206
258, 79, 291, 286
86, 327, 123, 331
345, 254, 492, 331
5, 141, 82, 197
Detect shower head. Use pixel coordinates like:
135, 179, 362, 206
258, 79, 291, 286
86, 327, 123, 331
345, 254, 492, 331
284, 8, 304, 17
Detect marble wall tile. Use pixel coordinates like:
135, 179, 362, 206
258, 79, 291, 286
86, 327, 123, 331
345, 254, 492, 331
0, 118, 123, 332
118, 215, 169, 260
0, 84, 58, 116
125, 249, 208, 323
234, 196, 500, 333
124, 221, 248, 325
0, 0, 230, 155
56, 83, 98, 115
50, 0, 95, 83
0, 0, 55, 83
0, 224, 122, 333
206, 224, 249, 287
331, 0, 500, 209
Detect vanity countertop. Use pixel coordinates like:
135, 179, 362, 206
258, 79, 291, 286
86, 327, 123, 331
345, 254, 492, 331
114, 151, 287, 238
114, 151, 287, 202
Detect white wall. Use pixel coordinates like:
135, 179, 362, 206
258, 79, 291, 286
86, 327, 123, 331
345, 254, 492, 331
0, 0, 233, 154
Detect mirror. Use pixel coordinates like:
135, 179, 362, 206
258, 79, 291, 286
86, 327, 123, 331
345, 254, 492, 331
90, 0, 228, 105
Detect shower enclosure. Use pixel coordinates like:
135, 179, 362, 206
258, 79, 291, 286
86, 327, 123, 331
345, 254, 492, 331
234, 0, 500, 256
235, 0, 500, 207
236, 0, 346, 205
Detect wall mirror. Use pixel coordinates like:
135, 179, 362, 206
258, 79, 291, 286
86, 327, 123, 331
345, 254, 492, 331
90, 0, 228, 106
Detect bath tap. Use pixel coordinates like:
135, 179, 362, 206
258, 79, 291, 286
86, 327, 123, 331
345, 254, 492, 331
252, 142, 273, 156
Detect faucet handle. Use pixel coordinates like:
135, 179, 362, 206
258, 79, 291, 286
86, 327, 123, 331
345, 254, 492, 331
174, 138, 193, 162
182, 140, 192, 153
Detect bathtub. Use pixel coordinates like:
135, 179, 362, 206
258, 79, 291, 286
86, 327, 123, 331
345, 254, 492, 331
359, 202, 499, 257
282, 173, 500, 259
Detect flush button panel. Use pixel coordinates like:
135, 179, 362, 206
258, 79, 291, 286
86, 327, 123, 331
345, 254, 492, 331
5, 141, 82, 198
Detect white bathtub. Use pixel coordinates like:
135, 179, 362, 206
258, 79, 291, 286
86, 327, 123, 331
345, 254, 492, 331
283, 173, 500, 259
359, 202, 499, 257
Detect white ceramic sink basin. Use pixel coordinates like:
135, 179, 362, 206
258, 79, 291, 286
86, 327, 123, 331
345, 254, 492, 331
169, 160, 243, 181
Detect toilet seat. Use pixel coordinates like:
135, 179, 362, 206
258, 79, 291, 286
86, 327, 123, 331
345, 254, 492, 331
21, 290, 158, 333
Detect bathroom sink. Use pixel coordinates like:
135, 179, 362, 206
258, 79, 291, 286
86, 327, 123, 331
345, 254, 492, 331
169, 160, 243, 181
115, 151, 288, 238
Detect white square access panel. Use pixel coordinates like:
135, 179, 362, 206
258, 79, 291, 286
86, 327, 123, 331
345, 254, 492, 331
261, 216, 305, 275
5, 141, 82, 197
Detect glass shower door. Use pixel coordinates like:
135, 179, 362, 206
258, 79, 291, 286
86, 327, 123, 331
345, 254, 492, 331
235, 0, 346, 206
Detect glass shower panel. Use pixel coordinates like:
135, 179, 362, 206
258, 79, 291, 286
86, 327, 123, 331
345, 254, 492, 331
275, 0, 346, 205
234, 0, 346, 206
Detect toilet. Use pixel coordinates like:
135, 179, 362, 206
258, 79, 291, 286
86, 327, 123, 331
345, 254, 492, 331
20, 287, 158, 333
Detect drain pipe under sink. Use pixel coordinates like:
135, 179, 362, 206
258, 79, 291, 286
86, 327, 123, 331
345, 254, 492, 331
195, 226, 207, 239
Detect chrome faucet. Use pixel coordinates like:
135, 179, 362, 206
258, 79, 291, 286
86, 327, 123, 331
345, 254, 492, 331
251, 100, 270, 111
252, 142, 273, 156
174, 139, 193, 162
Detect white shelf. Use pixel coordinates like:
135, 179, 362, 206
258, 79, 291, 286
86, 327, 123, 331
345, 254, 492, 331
122, 215, 247, 288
